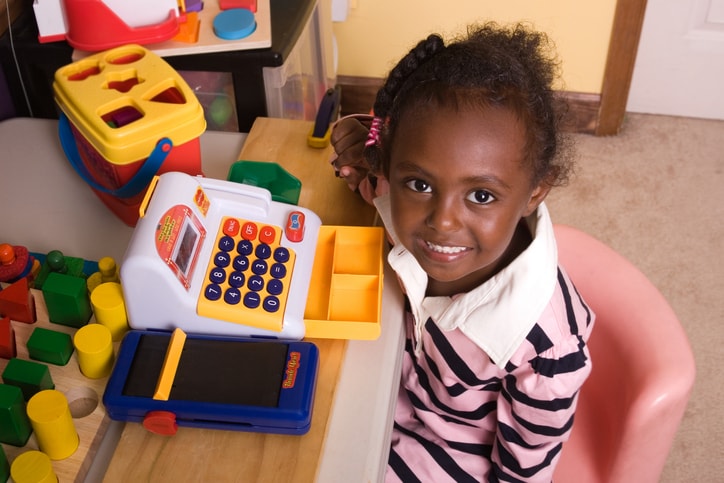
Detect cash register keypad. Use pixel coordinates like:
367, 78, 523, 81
197, 217, 295, 330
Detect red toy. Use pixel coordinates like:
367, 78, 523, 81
0, 316, 16, 359
219, 0, 258, 13
63, 0, 180, 51
0, 277, 37, 324
0, 245, 36, 284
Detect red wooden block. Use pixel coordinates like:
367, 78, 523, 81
0, 316, 15, 359
219, 0, 257, 13
0, 277, 36, 323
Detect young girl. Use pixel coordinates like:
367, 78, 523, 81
330, 23, 594, 482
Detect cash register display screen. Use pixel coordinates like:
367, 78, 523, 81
173, 219, 200, 277
155, 205, 206, 289
122, 334, 289, 407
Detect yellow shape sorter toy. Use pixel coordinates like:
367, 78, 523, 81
52, 44, 206, 226
53, 44, 205, 163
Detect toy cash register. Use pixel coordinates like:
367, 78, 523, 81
121, 172, 322, 340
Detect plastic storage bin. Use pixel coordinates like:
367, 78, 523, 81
262, 6, 331, 122
53, 44, 206, 226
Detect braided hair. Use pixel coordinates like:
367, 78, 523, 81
364, 22, 573, 188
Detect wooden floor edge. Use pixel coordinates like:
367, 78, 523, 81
337, 75, 602, 135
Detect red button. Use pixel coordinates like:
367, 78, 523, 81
259, 225, 276, 244
241, 222, 258, 240
223, 218, 240, 237
285, 211, 305, 242
143, 411, 178, 436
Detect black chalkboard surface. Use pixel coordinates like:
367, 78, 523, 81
103, 330, 319, 435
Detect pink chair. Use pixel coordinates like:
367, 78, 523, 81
552, 224, 696, 483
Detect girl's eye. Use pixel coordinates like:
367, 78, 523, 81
405, 179, 431, 193
467, 190, 495, 205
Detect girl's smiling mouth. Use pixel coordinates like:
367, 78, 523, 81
425, 240, 470, 254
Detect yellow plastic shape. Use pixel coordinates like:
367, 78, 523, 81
10, 450, 57, 483
90, 282, 129, 341
74, 323, 115, 379
304, 226, 385, 340
26, 390, 79, 460
154, 328, 187, 401
53, 44, 205, 164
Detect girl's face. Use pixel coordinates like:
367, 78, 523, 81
387, 104, 550, 296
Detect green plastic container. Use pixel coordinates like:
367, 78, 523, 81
227, 160, 302, 205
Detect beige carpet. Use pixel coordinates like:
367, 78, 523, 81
545, 112, 724, 482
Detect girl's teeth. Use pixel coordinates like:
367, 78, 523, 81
426, 242, 467, 254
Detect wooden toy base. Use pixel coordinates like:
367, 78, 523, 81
0, 285, 113, 482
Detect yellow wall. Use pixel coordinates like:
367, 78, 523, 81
332, 0, 617, 94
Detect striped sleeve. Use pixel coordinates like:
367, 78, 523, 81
490, 268, 594, 482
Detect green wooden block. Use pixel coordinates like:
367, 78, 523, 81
27, 327, 74, 366
1, 358, 54, 401
0, 383, 33, 446
41, 272, 92, 328
0, 443, 9, 482
33, 251, 87, 290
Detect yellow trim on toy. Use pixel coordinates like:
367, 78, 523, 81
139, 175, 161, 218
153, 328, 187, 401
307, 125, 332, 149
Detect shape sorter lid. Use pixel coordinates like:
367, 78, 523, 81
53, 45, 206, 164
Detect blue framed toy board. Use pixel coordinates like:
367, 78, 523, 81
102, 329, 319, 435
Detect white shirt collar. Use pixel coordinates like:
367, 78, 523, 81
374, 194, 559, 368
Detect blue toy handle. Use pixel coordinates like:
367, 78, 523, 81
58, 113, 172, 199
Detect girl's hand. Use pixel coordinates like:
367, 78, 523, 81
330, 115, 373, 193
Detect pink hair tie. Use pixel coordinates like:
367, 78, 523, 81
365, 116, 383, 147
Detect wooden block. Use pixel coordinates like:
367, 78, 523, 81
0, 287, 114, 481
1, 358, 54, 401
172, 11, 200, 43
33, 251, 86, 290
10, 450, 56, 482
27, 327, 74, 366
219, 0, 257, 12
0, 383, 33, 446
0, 316, 16, 359
42, 273, 91, 328
0, 444, 8, 482
0, 277, 36, 323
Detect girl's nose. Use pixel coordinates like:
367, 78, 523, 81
425, 197, 462, 232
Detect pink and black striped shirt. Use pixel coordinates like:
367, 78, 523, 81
375, 197, 595, 482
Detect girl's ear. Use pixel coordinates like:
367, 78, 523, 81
523, 182, 551, 217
